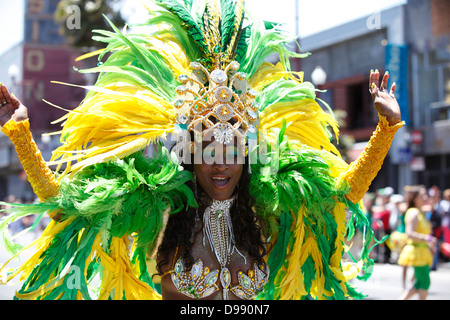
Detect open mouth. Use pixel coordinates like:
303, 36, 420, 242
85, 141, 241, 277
211, 176, 231, 188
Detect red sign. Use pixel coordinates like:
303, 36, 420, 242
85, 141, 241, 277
411, 157, 425, 171
411, 130, 423, 144
22, 45, 86, 131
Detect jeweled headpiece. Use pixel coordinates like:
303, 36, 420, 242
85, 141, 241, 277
50, 0, 340, 175
174, 58, 259, 145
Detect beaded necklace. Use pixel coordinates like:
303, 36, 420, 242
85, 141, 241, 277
202, 198, 246, 299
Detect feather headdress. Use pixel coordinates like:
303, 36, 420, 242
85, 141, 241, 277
0, 0, 380, 300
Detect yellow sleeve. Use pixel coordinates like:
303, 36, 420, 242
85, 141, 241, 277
337, 114, 404, 204
1, 119, 59, 202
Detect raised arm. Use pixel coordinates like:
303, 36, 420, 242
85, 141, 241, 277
337, 70, 404, 203
0, 83, 59, 204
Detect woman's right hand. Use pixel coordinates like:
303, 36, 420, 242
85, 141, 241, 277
0, 83, 28, 126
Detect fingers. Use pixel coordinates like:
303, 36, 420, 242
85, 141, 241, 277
369, 69, 392, 94
390, 82, 397, 95
0, 83, 20, 109
0, 83, 6, 105
0, 83, 12, 105
369, 69, 379, 90
10, 92, 21, 109
381, 71, 389, 91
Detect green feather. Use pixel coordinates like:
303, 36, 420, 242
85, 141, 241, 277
189, 0, 207, 29
184, 0, 194, 9
261, 210, 292, 300
250, 123, 379, 299
240, 21, 308, 78
220, 0, 236, 50
154, 0, 209, 54
98, 16, 176, 101
234, 24, 251, 64
257, 80, 317, 111
146, 13, 201, 62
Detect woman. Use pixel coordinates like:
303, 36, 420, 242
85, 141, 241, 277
398, 185, 436, 300
0, 0, 403, 300
387, 186, 410, 288
157, 137, 268, 300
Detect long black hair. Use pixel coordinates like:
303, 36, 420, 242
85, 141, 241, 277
156, 155, 268, 275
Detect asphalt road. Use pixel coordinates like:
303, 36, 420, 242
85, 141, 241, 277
351, 262, 450, 300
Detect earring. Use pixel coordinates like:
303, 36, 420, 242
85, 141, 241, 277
194, 172, 199, 218
194, 172, 197, 198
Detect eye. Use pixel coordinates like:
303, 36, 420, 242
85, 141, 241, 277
203, 144, 216, 157
225, 146, 238, 157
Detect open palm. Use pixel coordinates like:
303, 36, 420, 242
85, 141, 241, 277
369, 70, 401, 126
0, 83, 28, 126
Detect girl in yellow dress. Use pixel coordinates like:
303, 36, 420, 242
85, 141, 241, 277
398, 185, 437, 300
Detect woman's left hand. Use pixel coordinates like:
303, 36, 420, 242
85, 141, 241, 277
428, 235, 438, 253
369, 69, 402, 126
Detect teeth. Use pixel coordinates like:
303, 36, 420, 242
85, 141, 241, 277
212, 177, 228, 180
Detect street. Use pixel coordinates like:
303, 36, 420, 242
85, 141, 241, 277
351, 262, 450, 300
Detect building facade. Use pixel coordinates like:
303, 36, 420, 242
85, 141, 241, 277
0, 0, 86, 201
298, 0, 450, 193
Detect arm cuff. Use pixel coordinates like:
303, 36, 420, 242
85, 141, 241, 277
337, 114, 404, 203
2, 119, 59, 202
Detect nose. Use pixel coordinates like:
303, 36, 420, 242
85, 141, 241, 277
212, 161, 229, 172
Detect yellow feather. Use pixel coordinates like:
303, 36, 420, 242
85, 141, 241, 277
259, 98, 341, 157
203, 0, 221, 62
279, 208, 307, 299
329, 202, 347, 267
249, 62, 304, 91
75, 48, 105, 62
48, 82, 175, 177
97, 237, 161, 300
15, 277, 66, 300
342, 260, 364, 280
147, 34, 191, 77
67, 138, 150, 177
1, 218, 75, 299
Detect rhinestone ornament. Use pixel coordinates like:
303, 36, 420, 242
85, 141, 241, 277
210, 69, 228, 84
173, 60, 259, 146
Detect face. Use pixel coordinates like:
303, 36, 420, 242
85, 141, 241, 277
413, 188, 428, 208
193, 138, 244, 201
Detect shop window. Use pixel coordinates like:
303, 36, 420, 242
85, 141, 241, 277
347, 82, 376, 129
426, 155, 441, 170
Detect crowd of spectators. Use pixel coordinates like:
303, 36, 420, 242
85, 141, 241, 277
362, 185, 450, 268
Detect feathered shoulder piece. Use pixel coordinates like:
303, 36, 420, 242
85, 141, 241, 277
0, 0, 379, 300
250, 122, 378, 300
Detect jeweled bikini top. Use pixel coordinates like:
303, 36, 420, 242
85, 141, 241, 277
170, 257, 269, 300
169, 198, 269, 299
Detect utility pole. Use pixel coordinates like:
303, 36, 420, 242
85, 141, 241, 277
295, 0, 301, 72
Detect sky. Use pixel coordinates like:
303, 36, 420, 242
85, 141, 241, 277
121, 0, 408, 37
253, 0, 408, 37
0, 0, 25, 56
0, 0, 407, 57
